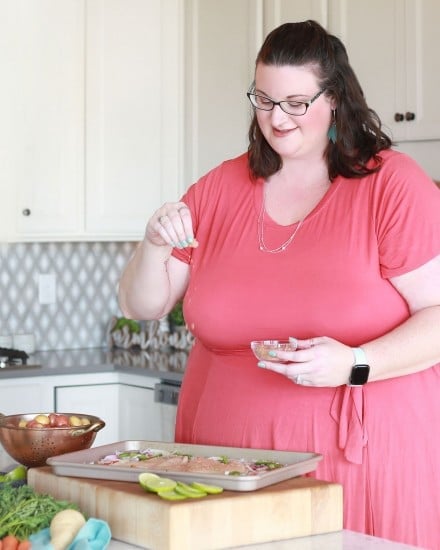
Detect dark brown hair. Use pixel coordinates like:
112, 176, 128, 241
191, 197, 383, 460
248, 20, 392, 181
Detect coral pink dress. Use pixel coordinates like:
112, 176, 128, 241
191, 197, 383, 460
172, 150, 440, 549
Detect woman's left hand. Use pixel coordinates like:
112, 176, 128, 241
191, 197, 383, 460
258, 336, 355, 387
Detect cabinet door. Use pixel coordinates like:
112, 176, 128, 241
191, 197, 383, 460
55, 384, 120, 446
328, 0, 406, 141
328, 0, 440, 142
0, 379, 53, 471
119, 384, 171, 441
403, 0, 440, 140
85, 0, 184, 238
0, 0, 84, 241
184, 0, 261, 182
264, 0, 328, 33
0, 382, 47, 415
0, 381, 49, 468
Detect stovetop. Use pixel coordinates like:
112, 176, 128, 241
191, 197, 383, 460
0, 347, 29, 368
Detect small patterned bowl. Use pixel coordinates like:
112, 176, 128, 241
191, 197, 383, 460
250, 340, 296, 362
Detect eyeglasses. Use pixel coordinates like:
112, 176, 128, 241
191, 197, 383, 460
247, 88, 325, 116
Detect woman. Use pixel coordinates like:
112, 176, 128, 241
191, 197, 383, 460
119, 21, 440, 548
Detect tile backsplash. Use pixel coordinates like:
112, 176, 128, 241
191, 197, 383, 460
0, 241, 137, 351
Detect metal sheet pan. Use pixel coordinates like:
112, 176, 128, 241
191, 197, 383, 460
46, 440, 322, 491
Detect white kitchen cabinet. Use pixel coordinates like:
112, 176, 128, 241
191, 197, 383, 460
183, 0, 261, 182
263, 0, 328, 32
0, 381, 50, 415
119, 383, 171, 442
1, 0, 184, 242
0, 378, 52, 468
328, 0, 440, 142
85, 0, 184, 238
54, 379, 169, 446
55, 383, 120, 446
0, 0, 84, 241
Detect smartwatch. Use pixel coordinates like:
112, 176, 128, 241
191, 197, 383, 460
348, 347, 370, 386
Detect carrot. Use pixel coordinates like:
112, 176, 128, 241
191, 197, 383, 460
0, 538, 3, 550
1, 535, 19, 550
17, 541, 31, 550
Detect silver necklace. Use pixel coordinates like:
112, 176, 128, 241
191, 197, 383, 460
258, 189, 303, 254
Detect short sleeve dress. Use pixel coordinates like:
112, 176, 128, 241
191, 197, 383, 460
172, 149, 440, 549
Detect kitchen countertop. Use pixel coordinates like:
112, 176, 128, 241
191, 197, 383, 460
108, 530, 422, 549
0, 346, 187, 384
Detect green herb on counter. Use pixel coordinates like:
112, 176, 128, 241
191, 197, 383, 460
168, 301, 185, 327
112, 317, 141, 333
0, 484, 79, 540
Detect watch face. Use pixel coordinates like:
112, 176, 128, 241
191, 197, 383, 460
349, 364, 370, 386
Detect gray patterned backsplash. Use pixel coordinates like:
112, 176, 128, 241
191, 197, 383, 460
0, 241, 137, 351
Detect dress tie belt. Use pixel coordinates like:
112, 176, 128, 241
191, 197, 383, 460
330, 385, 368, 464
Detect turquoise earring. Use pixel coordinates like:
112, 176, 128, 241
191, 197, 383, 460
327, 109, 337, 143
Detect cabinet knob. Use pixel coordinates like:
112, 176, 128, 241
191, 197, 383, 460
394, 113, 404, 122
405, 111, 416, 121
22, 208, 31, 216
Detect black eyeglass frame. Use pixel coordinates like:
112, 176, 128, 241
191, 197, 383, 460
246, 88, 326, 116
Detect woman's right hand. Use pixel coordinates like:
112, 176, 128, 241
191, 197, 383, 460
145, 202, 198, 249
118, 201, 194, 320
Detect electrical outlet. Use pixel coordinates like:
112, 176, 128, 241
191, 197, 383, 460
38, 273, 57, 305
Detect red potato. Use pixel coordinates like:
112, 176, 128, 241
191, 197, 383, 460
25, 420, 45, 429
48, 413, 59, 426
54, 415, 70, 427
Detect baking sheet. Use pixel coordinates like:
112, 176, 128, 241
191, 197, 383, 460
46, 440, 322, 491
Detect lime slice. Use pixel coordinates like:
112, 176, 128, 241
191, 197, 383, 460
157, 489, 187, 501
139, 472, 161, 491
143, 477, 177, 493
175, 482, 207, 498
191, 481, 224, 494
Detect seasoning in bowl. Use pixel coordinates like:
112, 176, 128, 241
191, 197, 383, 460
250, 339, 297, 363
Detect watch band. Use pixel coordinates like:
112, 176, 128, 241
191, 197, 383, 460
352, 346, 368, 366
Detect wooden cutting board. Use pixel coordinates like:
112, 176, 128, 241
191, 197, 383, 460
28, 467, 343, 550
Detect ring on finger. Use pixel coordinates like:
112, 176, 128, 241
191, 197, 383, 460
159, 215, 169, 225
289, 337, 298, 350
